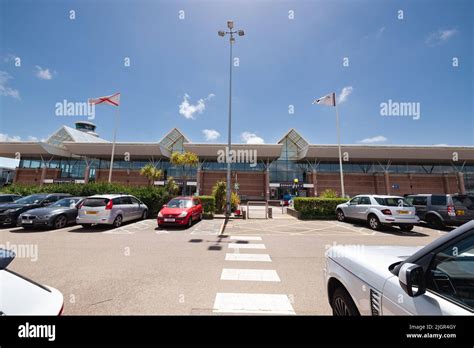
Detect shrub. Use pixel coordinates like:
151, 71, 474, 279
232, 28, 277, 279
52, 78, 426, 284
293, 197, 348, 219
231, 191, 240, 212
0, 183, 170, 217
197, 195, 215, 219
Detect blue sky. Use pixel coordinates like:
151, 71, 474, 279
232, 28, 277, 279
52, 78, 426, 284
1, 0, 473, 165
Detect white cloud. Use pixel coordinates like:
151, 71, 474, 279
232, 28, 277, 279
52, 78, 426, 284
202, 129, 220, 141
178, 93, 214, 119
35, 65, 53, 80
0, 133, 37, 142
241, 131, 264, 144
337, 86, 353, 104
0, 71, 20, 99
426, 28, 458, 46
358, 135, 387, 144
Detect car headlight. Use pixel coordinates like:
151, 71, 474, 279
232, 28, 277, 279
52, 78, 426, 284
178, 211, 188, 218
38, 215, 51, 220
158, 211, 163, 218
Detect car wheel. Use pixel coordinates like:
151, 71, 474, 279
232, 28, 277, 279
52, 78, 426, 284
141, 210, 148, 220
426, 215, 443, 229
336, 209, 345, 222
368, 214, 381, 230
331, 287, 360, 316
400, 225, 414, 232
113, 215, 123, 228
53, 215, 67, 229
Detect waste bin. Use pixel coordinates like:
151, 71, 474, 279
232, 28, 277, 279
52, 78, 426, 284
242, 210, 247, 220
268, 207, 273, 219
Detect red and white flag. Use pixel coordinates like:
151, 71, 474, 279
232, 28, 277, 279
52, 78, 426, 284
88, 92, 120, 106
313, 92, 335, 107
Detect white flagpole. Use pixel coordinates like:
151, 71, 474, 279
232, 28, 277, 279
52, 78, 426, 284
108, 106, 119, 183
334, 92, 345, 198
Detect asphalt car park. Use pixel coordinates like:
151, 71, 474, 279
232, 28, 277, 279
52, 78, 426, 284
0, 214, 447, 315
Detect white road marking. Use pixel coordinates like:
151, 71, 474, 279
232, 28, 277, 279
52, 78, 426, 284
230, 236, 262, 241
228, 243, 266, 249
221, 268, 280, 282
213, 293, 295, 315
225, 253, 272, 262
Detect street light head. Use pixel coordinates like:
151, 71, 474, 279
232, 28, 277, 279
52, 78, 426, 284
227, 20, 234, 29
238, 30, 245, 36
230, 37, 235, 43
218, 30, 225, 37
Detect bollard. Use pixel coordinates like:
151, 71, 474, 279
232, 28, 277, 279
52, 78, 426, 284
268, 207, 273, 219
242, 210, 247, 220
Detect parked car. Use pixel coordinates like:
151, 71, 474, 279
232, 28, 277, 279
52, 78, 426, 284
76, 194, 148, 228
157, 196, 203, 228
405, 194, 474, 228
0, 193, 71, 227
335, 195, 419, 231
0, 249, 64, 315
19, 197, 85, 229
325, 220, 474, 315
0, 194, 22, 204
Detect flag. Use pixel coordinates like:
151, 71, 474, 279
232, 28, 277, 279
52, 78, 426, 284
88, 92, 120, 106
313, 92, 335, 106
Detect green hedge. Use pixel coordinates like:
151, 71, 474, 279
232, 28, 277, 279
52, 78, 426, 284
197, 195, 215, 219
293, 197, 348, 219
0, 183, 171, 217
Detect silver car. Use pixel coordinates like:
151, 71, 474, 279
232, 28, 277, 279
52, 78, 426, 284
335, 195, 419, 231
76, 194, 148, 228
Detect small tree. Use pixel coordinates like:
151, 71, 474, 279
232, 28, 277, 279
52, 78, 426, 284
165, 176, 180, 195
170, 151, 199, 195
319, 188, 339, 199
212, 181, 227, 213
140, 164, 163, 186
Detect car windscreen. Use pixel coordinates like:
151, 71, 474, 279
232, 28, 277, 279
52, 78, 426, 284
374, 197, 412, 207
51, 198, 81, 208
167, 199, 192, 208
82, 198, 110, 207
453, 196, 474, 210
13, 195, 46, 204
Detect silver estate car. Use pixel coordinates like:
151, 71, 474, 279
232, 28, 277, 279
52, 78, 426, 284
76, 194, 148, 228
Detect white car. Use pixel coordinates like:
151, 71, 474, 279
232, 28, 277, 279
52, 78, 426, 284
335, 195, 419, 231
0, 249, 64, 315
325, 220, 474, 315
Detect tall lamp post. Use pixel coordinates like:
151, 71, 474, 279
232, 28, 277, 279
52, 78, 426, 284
218, 20, 245, 216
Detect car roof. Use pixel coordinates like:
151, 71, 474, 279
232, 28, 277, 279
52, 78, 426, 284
0, 194, 21, 196
173, 196, 195, 199
355, 195, 404, 198
87, 194, 131, 198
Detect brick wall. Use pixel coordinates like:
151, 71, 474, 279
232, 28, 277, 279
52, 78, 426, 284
201, 171, 266, 199
95, 169, 149, 186
14, 168, 61, 184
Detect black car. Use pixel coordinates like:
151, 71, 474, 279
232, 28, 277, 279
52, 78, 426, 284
0, 193, 71, 227
0, 194, 22, 204
19, 197, 84, 229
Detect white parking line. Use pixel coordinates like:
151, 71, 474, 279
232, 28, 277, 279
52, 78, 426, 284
230, 236, 262, 241
221, 268, 280, 282
225, 253, 272, 262
228, 243, 266, 249
213, 293, 295, 315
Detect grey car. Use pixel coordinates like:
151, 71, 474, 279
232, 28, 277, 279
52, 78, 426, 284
76, 194, 148, 228
405, 194, 474, 228
19, 197, 85, 229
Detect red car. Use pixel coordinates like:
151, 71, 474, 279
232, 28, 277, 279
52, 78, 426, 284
157, 197, 203, 228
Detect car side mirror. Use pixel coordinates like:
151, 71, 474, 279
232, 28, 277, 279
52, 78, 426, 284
162, 204, 167, 208
399, 263, 426, 297
42, 201, 51, 206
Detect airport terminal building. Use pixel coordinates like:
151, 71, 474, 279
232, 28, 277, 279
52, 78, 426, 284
1, 121, 473, 199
